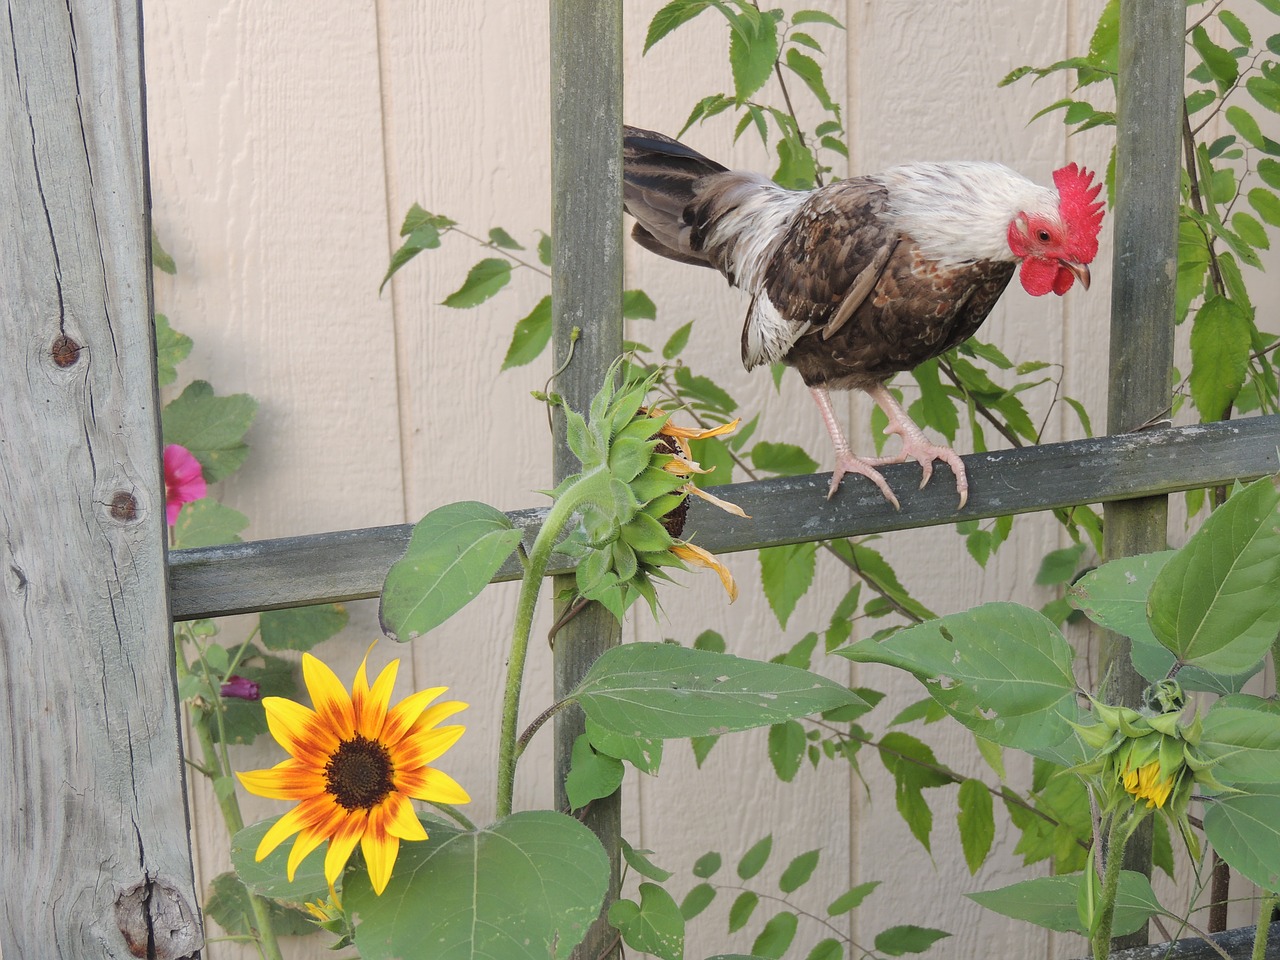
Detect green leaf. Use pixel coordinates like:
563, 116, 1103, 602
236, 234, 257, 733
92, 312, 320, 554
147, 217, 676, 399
379, 501, 523, 641
1189, 296, 1252, 421
784, 48, 835, 111
154, 313, 192, 387
565, 734, 625, 810
768, 720, 805, 782
347, 812, 609, 960
161, 380, 258, 483
231, 818, 330, 910
680, 882, 716, 920
440, 258, 512, 308
1218, 9, 1251, 45
874, 925, 951, 956
1202, 788, 1280, 891
1192, 25, 1239, 89
151, 229, 177, 275
1260, 157, 1280, 190
737, 835, 772, 879
827, 881, 880, 915
791, 10, 844, 28
621, 838, 673, 882
623, 289, 658, 320
663, 320, 694, 360
171, 498, 248, 548
957, 779, 995, 874
911, 358, 958, 442
259, 603, 348, 652
751, 441, 818, 476
728, 890, 758, 932
878, 732, 950, 851
203, 871, 314, 938
693, 851, 722, 878
674, 366, 737, 413
211, 644, 296, 745
586, 719, 663, 774
751, 911, 798, 959
729, 12, 779, 104
759, 541, 817, 628
838, 603, 1080, 758
1226, 105, 1266, 150
1197, 697, 1280, 785
487, 226, 523, 250
1034, 543, 1086, 586
645, 0, 712, 53
1148, 476, 1280, 674
608, 883, 685, 960
779, 849, 820, 893
805, 941, 842, 960
381, 204, 453, 291
967, 871, 1160, 937
537, 232, 553, 265
572, 643, 864, 739
1250, 187, 1280, 227
502, 295, 552, 370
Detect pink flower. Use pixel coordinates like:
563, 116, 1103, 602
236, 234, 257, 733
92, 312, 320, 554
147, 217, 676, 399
220, 675, 261, 701
163, 444, 207, 525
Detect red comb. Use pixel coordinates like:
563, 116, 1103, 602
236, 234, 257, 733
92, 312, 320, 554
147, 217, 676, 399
1053, 163, 1105, 263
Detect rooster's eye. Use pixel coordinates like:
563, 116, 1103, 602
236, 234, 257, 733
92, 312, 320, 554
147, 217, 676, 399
1036, 229, 1051, 243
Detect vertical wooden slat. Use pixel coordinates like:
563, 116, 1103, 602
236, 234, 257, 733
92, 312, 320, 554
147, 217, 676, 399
0, 3, 200, 956
1102, 0, 1184, 948
549, 1, 624, 957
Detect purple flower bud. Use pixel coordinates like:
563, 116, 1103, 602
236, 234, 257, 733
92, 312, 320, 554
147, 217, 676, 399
220, 675, 260, 701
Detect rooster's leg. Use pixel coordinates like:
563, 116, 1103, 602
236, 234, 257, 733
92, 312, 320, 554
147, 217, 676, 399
808, 387, 900, 507
862, 383, 969, 509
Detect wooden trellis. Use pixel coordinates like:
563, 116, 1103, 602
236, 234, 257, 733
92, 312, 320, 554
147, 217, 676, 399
1, 1, 1272, 958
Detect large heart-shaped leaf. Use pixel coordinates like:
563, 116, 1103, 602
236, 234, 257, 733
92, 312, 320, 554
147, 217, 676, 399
379, 501, 523, 640
967, 871, 1162, 936
838, 603, 1080, 758
1198, 697, 1280, 785
347, 811, 609, 960
571, 643, 864, 739
230, 817, 329, 911
1202, 788, 1280, 892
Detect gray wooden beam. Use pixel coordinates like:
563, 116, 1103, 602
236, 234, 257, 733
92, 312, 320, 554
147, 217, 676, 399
1, 3, 201, 956
1102, 2, 1186, 941
169, 416, 1280, 620
549, 2, 624, 957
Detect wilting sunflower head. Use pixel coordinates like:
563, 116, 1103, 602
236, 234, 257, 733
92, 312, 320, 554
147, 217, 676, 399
237, 648, 469, 895
553, 361, 747, 620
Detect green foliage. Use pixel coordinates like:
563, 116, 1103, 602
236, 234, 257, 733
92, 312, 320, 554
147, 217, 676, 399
967, 871, 1162, 938
154, 313, 192, 386
203, 871, 315, 938
172, 498, 248, 548
161, 380, 258, 483
379, 501, 523, 641
258, 603, 349, 652
610, 883, 685, 960
231, 817, 330, 911
343, 812, 610, 960
759, 541, 817, 627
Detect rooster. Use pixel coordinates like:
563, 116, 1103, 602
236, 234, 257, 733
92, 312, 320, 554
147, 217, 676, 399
622, 126, 1104, 508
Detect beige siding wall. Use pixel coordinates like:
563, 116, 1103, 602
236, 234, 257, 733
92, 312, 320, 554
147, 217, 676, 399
143, 2, 1276, 957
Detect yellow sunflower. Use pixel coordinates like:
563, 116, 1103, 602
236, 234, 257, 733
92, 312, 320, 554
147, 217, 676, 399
237, 650, 469, 894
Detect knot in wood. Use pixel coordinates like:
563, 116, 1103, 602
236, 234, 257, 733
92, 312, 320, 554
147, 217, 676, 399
115, 878, 201, 959
109, 491, 139, 521
50, 334, 81, 367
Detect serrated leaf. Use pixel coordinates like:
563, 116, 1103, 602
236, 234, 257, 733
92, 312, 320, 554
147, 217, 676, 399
663, 320, 693, 360
874, 925, 950, 956
154, 313, 192, 387
878, 732, 950, 851
1250, 187, 1280, 227
967, 871, 1162, 937
645, 0, 713, 53
751, 442, 818, 476
957, 779, 995, 874
623, 289, 658, 319
680, 882, 716, 920
693, 851, 722, 878
1148, 476, 1280, 674
502, 295, 552, 370
259, 603, 348, 652
609, 883, 685, 960
827, 881, 880, 915
729, 13, 779, 104
161, 380, 257, 483
792, 10, 844, 28
728, 890, 758, 932
779, 849, 820, 893
751, 911, 797, 959
487, 226, 523, 250
784, 49, 835, 111
572, 643, 864, 739
1226, 105, 1265, 150
768, 720, 805, 782
1034, 543, 1086, 586
1190, 296, 1252, 421
347, 812, 609, 960
440, 258, 512, 308
171, 498, 248, 548
379, 501, 523, 640
737, 835, 772, 879
805, 940, 843, 960
759, 541, 817, 628
537, 232, 553, 265
1192, 25, 1238, 89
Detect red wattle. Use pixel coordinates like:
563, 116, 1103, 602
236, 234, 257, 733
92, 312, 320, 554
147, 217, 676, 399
1018, 257, 1059, 297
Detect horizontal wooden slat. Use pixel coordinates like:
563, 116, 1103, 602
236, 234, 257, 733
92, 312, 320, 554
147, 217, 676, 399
169, 417, 1280, 619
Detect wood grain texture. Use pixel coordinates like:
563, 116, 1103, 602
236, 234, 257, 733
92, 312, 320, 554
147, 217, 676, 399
1, 3, 199, 956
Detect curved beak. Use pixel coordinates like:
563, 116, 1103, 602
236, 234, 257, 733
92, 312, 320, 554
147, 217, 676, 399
1059, 259, 1091, 290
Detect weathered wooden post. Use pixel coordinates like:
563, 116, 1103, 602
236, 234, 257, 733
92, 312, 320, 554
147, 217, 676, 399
549, 1, 625, 957
1102, 0, 1184, 948
1, 3, 201, 956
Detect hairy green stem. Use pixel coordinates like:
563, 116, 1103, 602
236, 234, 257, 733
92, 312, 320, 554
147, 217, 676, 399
174, 634, 285, 960
495, 467, 608, 818
1254, 893, 1278, 960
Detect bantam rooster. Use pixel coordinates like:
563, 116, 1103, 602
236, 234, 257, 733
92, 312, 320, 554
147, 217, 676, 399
622, 125, 1104, 508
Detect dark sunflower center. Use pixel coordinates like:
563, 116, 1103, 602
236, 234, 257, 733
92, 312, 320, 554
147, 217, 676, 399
324, 734, 395, 811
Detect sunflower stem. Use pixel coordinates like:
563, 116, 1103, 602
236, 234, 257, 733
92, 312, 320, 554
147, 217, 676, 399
1254, 893, 1278, 960
496, 467, 608, 818
1091, 810, 1135, 960
174, 630, 286, 960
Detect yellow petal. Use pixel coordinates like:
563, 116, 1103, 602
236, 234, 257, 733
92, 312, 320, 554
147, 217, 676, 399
395, 724, 467, 769
355, 656, 399, 739
397, 766, 472, 805
362, 831, 399, 896
381, 792, 429, 842
237, 759, 324, 800
381, 686, 449, 746
660, 417, 740, 440
323, 810, 368, 889
256, 793, 337, 863
663, 457, 712, 476
685, 483, 750, 518
671, 541, 738, 602
262, 697, 337, 765
302, 654, 355, 742
407, 699, 469, 736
